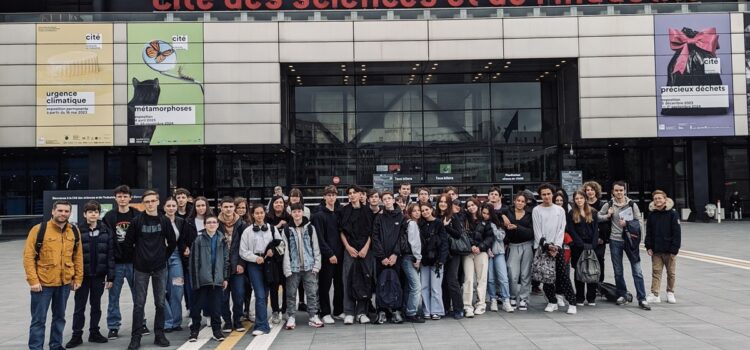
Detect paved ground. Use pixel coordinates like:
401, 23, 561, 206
3, 221, 750, 350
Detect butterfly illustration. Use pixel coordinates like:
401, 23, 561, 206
145, 40, 174, 64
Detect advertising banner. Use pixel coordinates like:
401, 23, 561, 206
36, 24, 114, 147
654, 13, 734, 137
127, 23, 204, 145
43, 189, 145, 226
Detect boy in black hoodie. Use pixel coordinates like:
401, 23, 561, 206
311, 185, 344, 324
102, 185, 143, 340
372, 191, 404, 324
66, 200, 115, 348
123, 190, 177, 350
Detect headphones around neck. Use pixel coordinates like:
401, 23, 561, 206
252, 224, 268, 232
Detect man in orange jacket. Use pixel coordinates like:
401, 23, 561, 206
23, 200, 83, 350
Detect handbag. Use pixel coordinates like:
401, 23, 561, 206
449, 232, 472, 256
532, 240, 556, 284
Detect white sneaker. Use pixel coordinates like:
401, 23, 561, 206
322, 315, 335, 324
357, 314, 370, 324
464, 308, 475, 318
667, 292, 676, 304
510, 299, 517, 307
334, 313, 346, 320
285, 316, 296, 330
251, 329, 266, 336
343, 315, 354, 325
489, 299, 498, 312
474, 305, 486, 315
271, 312, 281, 324
556, 294, 566, 307
309, 315, 324, 328
544, 303, 558, 312
502, 300, 515, 313
518, 300, 528, 311
646, 293, 661, 304
567, 305, 577, 315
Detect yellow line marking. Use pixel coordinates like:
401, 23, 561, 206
214, 320, 253, 350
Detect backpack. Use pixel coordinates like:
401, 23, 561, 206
349, 258, 373, 301
598, 282, 633, 303
421, 222, 441, 266
575, 248, 600, 284
35, 221, 81, 261
375, 268, 402, 310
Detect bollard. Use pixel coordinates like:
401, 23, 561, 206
717, 200, 722, 224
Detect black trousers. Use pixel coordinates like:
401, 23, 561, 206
595, 243, 606, 283
190, 286, 222, 333
543, 253, 575, 305
72, 275, 106, 336
442, 255, 463, 314
318, 258, 344, 316
268, 261, 287, 313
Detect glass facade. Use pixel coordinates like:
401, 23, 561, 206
291, 74, 549, 190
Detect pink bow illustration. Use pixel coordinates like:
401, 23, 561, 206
668, 27, 719, 74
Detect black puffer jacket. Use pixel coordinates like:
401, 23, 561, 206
466, 218, 495, 252
645, 198, 681, 255
78, 221, 115, 281
372, 208, 404, 261
419, 219, 449, 266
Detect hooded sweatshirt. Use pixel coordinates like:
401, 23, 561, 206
645, 198, 681, 255
598, 196, 643, 242
311, 202, 342, 259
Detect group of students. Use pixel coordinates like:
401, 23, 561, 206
23, 180, 682, 350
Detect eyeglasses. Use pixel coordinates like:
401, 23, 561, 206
143, 199, 158, 204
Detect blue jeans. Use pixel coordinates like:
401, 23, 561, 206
420, 265, 444, 316
610, 239, 646, 302
29, 285, 70, 350
247, 263, 270, 333
401, 256, 421, 317
487, 254, 510, 301
164, 251, 184, 329
107, 263, 136, 330
222, 273, 246, 325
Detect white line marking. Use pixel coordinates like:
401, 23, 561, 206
244, 324, 282, 350
176, 324, 213, 350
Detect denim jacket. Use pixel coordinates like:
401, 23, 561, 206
282, 218, 321, 277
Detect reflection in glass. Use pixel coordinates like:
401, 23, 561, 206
423, 83, 489, 111
491, 109, 542, 144
295, 86, 354, 113
356, 85, 422, 112
423, 110, 490, 143
491, 82, 541, 109
355, 111, 422, 144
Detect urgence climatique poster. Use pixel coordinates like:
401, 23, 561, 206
36, 23, 114, 147
127, 23, 204, 145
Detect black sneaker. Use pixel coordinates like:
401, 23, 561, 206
212, 330, 225, 341
107, 329, 118, 340
65, 335, 82, 348
141, 325, 151, 336
88, 331, 108, 343
453, 310, 464, 320
222, 323, 232, 333
126, 336, 140, 350
639, 301, 652, 311
233, 321, 246, 332
154, 333, 170, 347
405, 315, 425, 323
188, 331, 198, 342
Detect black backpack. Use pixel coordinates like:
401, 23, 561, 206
598, 282, 633, 303
375, 268, 402, 310
349, 258, 373, 301
34, 221, 81, 261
